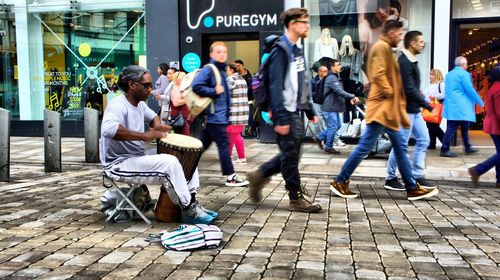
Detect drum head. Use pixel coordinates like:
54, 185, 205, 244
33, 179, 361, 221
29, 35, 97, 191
160, 134, 203, 149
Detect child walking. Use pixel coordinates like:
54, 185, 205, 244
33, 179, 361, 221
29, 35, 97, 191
226, 63, 249, 164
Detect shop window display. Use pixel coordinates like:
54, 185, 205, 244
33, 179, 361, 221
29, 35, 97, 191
305, 0, 431, 122
39, 10, 146, 120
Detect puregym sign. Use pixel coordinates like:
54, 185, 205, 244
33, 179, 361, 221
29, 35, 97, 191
212, 14, 277, 29
181, 0, 283, 32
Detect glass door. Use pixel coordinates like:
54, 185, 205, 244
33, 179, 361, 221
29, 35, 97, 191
0, 5, 18, 117
457, 22, 500, 130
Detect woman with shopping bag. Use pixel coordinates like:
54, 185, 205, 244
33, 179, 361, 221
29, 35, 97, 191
422, 69, 445, 149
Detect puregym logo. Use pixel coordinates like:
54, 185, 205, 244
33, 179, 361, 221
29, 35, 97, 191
187, 0, 278, 30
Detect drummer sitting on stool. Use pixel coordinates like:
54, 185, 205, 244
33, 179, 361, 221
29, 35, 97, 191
100, 65, 217, 224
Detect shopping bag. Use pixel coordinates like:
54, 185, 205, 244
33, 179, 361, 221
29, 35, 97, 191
422, 98, 443, 124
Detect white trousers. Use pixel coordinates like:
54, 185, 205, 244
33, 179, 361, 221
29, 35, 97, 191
105, 154, 199, 207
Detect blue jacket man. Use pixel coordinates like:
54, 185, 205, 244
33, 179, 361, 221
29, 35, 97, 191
440, 56, 484, 157
246, 8, 323, 213
192, 60, 231, 124
191, 41, 248, 187
316, 60, 356, 154
443, 66, 484, 122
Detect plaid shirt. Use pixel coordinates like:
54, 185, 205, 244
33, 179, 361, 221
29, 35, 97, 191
226, 73, 249, 125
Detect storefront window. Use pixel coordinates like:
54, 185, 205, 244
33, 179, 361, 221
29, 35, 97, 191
305, 0, 433, 95
0, 5, 18, 117
39, 10, 146, 120
453, 0, 500, 19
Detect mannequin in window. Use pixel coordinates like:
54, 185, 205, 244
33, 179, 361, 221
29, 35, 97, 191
314, 28, 339, 62
338, 34, 362, 83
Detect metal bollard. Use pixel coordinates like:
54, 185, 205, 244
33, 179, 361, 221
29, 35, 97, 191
44, 110, 62, 172
84, 108, 99, 163
0, 108, 10, 182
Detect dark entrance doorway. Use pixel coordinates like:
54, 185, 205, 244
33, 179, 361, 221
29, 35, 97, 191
450, 18, 500, 130
201, 33, 260, 74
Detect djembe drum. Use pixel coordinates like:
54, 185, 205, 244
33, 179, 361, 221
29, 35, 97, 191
155, 134, 204, 222
157, 134, 203, 181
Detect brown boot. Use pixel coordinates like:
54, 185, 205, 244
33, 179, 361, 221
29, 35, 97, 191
407, 184, 439, 201
246, 170, 270, 203
468, 167, 480, 187
330, 179, 358, 198
289, 196, 322, 213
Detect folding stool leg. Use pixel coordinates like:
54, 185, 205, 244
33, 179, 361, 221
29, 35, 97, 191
104, 176, 152, 225
112, 185, 152, 225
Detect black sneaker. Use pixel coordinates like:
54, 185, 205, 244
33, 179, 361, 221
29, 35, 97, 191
324, 148, 340, 154
384, 178, 405, 191
415, 177, 437, 189
440, 150, 457, 157
312, 136, 324, 150
465, 147, 479, 154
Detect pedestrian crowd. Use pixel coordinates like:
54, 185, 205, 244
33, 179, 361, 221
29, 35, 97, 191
99, 7, 499, 224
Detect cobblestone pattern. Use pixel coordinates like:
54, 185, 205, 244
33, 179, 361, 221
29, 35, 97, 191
0, 164, 499, 279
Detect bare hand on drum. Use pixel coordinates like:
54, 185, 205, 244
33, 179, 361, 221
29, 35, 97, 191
157, 124, 172, 132
143, 128, 168, 141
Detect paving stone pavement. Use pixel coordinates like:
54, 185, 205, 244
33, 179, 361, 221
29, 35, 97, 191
0, 137, 499, 279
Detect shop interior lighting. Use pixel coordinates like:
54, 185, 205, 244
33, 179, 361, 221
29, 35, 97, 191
470, 0, 481, 3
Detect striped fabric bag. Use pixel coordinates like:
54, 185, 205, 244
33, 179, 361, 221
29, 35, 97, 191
147, 224, 223, 251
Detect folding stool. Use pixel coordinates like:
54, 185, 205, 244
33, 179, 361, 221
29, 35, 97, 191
102, 172, 152, 225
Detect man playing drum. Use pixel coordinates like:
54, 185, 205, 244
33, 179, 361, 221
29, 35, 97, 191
100, 65, 217, 224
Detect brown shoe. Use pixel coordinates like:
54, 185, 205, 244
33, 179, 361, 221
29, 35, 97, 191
407, 184, 439, 201
289, 197, 322, 213
246, 170, 270, 203
330, 179, 358, 198
468, 167, 480, 187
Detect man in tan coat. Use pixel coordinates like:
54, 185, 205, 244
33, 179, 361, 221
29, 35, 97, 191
329, 20, 438, 201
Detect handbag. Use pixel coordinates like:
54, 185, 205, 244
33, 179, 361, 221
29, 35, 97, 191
422, 98, 443, 124
167, 114, 185, 129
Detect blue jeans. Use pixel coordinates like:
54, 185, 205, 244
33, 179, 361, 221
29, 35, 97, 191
336, 122, 417, 190
474, 134, 500, 183
318, 111, 341, 149
387, 113, 430, 180
441, 120, 472, 153
312, 103, 326, 136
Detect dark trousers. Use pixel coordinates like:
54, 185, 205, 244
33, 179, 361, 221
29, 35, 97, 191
259, 114, 303, 198
474, 134, 500, 183
441, 120, 472, 153
247, 103, 258, 137
200, 123, 234, 176
426, 122, 444, 149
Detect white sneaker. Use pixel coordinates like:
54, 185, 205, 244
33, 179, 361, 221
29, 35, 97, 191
233, 158, 247, 164
334, 139, 346, 147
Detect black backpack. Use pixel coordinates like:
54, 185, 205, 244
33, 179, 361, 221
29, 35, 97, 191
252, 35, 281, 111
312, 74, 330, 105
